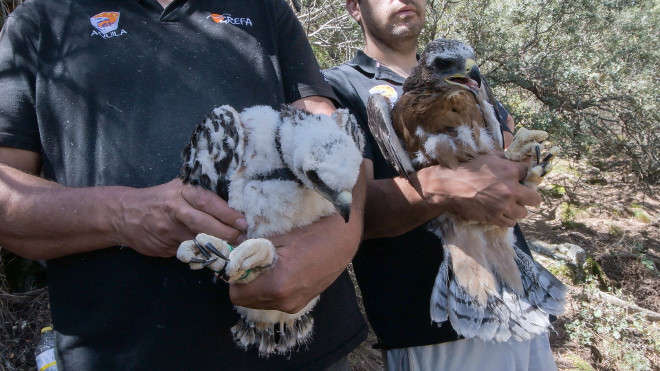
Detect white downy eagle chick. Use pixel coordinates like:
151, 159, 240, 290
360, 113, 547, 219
177, 105, 364, 357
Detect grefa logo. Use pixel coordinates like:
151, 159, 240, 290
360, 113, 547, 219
90, 11, 127, 39
208, 13, 253, 26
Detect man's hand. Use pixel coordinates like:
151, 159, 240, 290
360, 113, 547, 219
363, 153, 542, 239
424, 153, 542, 227
228, 214, 359, 314
114, 179, 247, 257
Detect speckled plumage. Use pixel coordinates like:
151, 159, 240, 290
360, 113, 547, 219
178, 105, 364, 356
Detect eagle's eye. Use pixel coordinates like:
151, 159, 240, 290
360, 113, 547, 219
433, 58, 453, 72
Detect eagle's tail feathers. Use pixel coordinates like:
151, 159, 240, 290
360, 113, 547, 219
504, 291, 551, 341
447, 278, 486, 339
231, 298, 318, 357
430, 248, 451, 323
514, 247, 567, 315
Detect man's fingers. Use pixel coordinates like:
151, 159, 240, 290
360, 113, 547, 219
516, 183, 542, 207
496, 215, 518, 228
178, 207, 246, 245
516, 162, 530, 182
180, 183, 247, 231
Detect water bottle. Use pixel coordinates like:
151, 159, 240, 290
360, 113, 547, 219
34, 326, 58, 371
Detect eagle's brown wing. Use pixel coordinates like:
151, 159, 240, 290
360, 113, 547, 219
366, 93, 415, 182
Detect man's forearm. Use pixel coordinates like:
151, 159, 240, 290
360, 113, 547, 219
363, 175, 437, 239
0, 163, 128, 259
0, 163, 248, 261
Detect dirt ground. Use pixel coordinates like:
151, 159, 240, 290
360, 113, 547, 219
1, 159, 659, 371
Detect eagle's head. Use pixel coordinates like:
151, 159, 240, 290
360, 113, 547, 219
405, 38, 482, 97
278, 108, 363, 222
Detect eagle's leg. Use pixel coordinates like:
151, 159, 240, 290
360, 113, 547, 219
505, 127, 548, 161
177, 233, 231, 273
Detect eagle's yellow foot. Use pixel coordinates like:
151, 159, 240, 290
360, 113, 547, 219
505, 127, 559, 189
177, 233, 231, 272
505, 127, 548, 161
525, 145, 560, 188
223, 238, 277, 284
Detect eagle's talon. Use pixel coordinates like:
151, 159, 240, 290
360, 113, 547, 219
177, 233, 233, 273
205, 241, 229, 261
539, 152, 554, 168
535, 145, 541, 166
188, 257, 206, 264
193, 238, 212, 260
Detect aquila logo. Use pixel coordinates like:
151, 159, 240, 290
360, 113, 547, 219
90, 12, 127, 39
208, 13, 253, 26
369, 85, 399, 106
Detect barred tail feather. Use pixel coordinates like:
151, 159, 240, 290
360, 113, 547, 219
447, 278, 486, 339
430, 248, 451, 323
503, 291, 551, 341
514, 247, 567, 315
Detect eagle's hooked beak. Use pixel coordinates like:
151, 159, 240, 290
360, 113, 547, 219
465, 59, 482, 88
333, 190, 353, 223
306, 170, 353, 222
444, 59, 482, 92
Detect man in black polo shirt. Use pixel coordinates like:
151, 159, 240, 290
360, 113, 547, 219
0, 0, 367, 369
324, 0, 557, 369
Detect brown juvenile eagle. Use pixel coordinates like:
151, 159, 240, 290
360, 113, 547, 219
176, 105, 364, 356
367, 38, 565, 342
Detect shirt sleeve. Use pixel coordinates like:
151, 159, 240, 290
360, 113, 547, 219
0, 5, 42, 152
323, 67, 373, 160
272, 0, 338, 105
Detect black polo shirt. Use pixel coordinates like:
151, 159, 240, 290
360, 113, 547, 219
0, 0, 366, 369
324, 51, 531, 350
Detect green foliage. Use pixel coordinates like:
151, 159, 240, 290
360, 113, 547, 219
608, 224, 624, 237
564, 281, 659, 370
298, 0, 660, 184
582, 257, 609, 288
565, 354, 596, 371
433, 0, 660, 183
558, 201, 589, 229
630, 203, 655, 223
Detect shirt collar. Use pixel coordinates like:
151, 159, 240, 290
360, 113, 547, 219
347, 50, 412, 85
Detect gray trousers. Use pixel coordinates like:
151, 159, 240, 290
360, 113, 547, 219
383, 333, 557, 371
